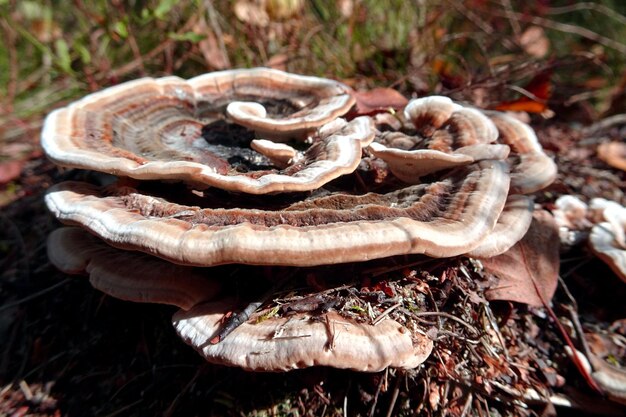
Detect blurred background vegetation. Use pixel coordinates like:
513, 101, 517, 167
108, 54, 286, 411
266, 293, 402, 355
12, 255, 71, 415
2, 0, 626, 120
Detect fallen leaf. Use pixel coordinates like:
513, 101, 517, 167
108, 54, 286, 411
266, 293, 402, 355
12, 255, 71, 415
349, 88, 408, 116
481, 210, 559, 307
494, 70, 552, 114
0, 160, 24, 185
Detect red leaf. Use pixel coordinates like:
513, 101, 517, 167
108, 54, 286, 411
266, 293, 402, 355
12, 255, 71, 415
349, 88, 408, 117
0, 160, 24, 185
481, 210, 559, 307
493, 70, 552, 114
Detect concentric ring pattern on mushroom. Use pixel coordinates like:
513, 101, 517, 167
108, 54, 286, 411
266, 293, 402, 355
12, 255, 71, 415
42, 68, 557, 371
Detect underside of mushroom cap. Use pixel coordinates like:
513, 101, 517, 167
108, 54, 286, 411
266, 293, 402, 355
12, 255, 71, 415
41, 69, 364, 194
47, 227, 220, 310
173, 300, 434, 372
45, 160, 510, 267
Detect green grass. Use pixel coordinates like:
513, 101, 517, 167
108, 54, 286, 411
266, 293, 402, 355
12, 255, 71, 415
1, 0, 626, 134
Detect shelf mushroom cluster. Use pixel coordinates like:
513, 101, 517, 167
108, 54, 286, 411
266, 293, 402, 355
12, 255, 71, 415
553, 195, 626, 282
42, 68, 556, 371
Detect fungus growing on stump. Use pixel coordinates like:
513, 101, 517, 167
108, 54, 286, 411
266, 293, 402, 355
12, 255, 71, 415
41, 72, 559, 373
367, 96, 508, 182
487, 112, 557, 194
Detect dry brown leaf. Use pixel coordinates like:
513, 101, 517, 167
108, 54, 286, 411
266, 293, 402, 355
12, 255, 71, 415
349, 88, 408, 116
482, 210, 559, 307
0, 160, 24, 185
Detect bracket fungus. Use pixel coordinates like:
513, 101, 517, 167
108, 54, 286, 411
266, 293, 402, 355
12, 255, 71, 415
365, 96, 555, 191
487, 112, 557, 194
174, 301, 433, 372
42, 71, 560, 373
552, 195, 593, 246
467, 195, 534, 258
41, 68, 364, 194
45, 160, 510, 267
47, 227, 220, 310
589, 199, 626, 282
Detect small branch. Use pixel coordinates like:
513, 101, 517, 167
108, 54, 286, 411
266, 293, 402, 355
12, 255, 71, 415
373, 302, 401, 326
210, 270, 296, 344
411, 311, 481, 336
385, 370, 403, 417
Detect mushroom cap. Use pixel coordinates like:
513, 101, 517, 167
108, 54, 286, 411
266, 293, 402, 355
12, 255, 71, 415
405, 97, 498, 148
552, 195, 592, 245
41, 69, 365, 194
553, 195, 591, 230
45, 160, 510, 267
488, 112, 557, 194
589, 198, 626, 247
47, 227, 220, 309
597, 141, 626, 172
588, 199, 626, 282
590, 222, 626, 283
403, 96, 462, 136
173, 301, 433, 372
368, 142, 510, 183
467, 194, 534, 258
368, 97, 506, 182
368, 142, 474, 182
218, 68, 355, 140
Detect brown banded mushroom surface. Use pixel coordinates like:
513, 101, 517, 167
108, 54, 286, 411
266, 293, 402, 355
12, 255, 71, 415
42, 72, 561, 373
487, 112, 557, 194
174, 302, 433, 372
46, 227, 435, 372
366, 96, 556, 193
41, 68, 364, 194
45, 160, 511, 267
